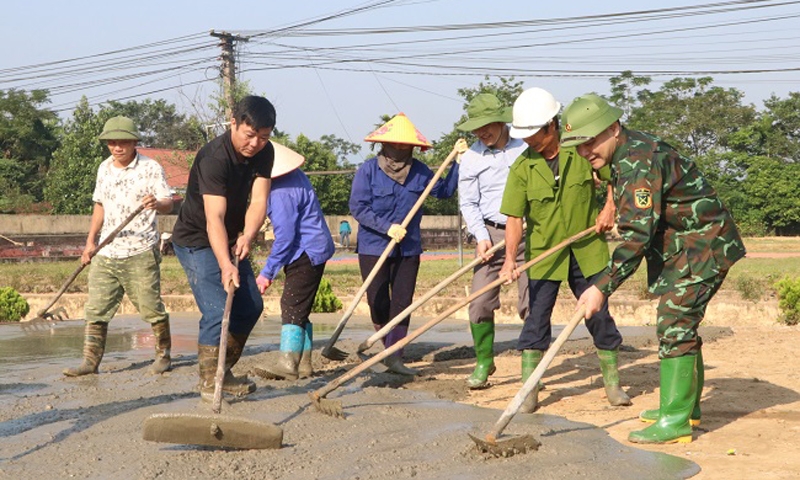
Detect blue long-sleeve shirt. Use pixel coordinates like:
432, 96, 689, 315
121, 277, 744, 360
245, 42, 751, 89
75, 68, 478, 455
260, 169, 335, 280
458, 137, 528, 242
349, 156, 459, 257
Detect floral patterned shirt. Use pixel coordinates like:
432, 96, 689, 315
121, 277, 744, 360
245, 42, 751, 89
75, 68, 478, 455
92, 152, 172, 259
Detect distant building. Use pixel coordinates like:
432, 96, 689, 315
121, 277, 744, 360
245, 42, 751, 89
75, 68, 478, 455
137, 148, 195, 213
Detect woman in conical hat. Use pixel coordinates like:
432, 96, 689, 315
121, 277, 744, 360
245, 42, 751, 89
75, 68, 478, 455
350, 113, 460, 375
255, 141, 335, 381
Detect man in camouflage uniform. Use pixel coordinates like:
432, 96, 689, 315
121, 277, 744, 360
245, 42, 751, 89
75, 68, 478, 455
561, 94, 746, 445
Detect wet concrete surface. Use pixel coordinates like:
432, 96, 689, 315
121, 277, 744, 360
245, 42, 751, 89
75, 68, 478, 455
0, 313, 719, 479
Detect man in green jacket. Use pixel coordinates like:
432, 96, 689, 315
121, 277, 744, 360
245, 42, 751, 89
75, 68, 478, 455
499, 87, 630, 413
562, 93, 746, 445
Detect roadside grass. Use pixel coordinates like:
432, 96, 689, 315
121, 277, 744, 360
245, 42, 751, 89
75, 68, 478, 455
3, 237, 798, 301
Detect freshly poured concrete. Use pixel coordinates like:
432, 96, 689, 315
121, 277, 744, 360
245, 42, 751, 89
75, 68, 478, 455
0, 314, 702, 479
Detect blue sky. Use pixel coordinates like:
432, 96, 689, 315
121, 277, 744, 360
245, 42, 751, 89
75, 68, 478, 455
2, 0, 799, 160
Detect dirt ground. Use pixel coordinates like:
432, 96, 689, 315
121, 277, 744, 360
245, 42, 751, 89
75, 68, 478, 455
403, 321, 800, 480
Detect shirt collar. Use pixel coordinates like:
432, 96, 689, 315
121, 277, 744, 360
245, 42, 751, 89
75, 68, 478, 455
479, 136, 524, 156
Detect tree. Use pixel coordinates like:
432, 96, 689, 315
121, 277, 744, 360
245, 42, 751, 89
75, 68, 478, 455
45, 97, 108, 214
626, 77, 756, 157
284, 134, 356, 215
0, 89, 59, 211
103, 98, 205, 150
608, 70, 653, 121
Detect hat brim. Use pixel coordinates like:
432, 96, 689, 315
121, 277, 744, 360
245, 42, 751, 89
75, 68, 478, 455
509, 124, 544, 139
560, 105, 623, 148
456, 108, 512, 132
270, 141, 306, 178
98, 131, 139, 141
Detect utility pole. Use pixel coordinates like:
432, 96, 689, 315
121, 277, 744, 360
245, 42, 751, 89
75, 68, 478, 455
210, 30, 249, 120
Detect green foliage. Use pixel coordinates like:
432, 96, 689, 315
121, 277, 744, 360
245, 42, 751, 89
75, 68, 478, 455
776, 277, 800, 326
103, 98, 205, 149
44, 97, 107, 214
734, 275, 767, 303
0, 287, 30, 322
312, 278, 342, 313
285, 134, 357, 215
609, 70, 653, 121
0, 88, 59, 208
626, 76, 756, 157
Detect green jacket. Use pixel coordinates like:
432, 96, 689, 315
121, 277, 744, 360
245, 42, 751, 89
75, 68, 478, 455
593, 127, 746, 296
500, 146, 609, 280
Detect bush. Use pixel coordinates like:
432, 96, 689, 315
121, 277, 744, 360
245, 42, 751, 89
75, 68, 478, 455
312, 278, 343, 313
0, 287, 30, 322
776, 276, 800, 326
735, 275, 767, 303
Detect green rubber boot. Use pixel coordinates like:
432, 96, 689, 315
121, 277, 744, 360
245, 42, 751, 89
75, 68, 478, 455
640, 348, 703, 427
597, 349, 632, 406
520, 349, 544, 413
629, 355, 697, 444
63, 322, 108, 377
466, 322, 496, 389
298, 322, 314, 379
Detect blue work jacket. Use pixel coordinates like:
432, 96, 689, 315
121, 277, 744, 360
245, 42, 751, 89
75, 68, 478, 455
349, 157, 459, 257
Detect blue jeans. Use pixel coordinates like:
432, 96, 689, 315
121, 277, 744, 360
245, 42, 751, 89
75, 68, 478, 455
174, 244, 263, 346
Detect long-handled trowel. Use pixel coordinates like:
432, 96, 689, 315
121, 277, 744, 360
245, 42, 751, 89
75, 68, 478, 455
469, 306, 587, 457
142, 257, 283, 449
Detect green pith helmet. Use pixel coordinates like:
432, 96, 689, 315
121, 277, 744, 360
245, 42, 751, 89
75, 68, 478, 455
560, 94, 623, 147
98, 116, 140, 141
457, 93, 512, 132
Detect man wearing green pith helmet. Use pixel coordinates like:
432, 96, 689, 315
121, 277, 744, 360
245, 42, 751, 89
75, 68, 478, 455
561, 94, 746, 445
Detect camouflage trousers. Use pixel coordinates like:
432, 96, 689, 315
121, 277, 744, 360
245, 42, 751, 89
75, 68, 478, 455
656, 270, 728, 359
85, 247, 169, 325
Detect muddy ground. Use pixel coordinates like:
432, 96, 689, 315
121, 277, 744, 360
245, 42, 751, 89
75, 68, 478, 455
2, 296, 799, 479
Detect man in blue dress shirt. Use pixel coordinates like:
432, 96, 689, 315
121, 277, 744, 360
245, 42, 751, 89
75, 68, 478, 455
457, 93, 530, 389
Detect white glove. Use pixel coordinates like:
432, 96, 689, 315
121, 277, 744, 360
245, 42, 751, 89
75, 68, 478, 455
454, 138, 468, 163
387, 224, 407, 242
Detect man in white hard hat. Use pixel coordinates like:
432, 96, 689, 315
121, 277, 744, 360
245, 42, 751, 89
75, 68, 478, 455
456, 93, 529, 390
498, 87, 630, 413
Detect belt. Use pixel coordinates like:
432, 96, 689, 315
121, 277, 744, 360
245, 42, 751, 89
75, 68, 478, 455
483, 219, 506, 230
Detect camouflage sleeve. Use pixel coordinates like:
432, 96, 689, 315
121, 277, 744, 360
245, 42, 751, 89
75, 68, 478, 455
593, 154, 663, 296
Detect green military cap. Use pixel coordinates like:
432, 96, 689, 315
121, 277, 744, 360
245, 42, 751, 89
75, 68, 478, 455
456, 93, 512, 132
98, 116, 140, 141
560, 94, 623, 147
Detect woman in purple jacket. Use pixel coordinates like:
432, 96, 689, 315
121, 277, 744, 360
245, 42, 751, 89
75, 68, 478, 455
350, 113, 459, 375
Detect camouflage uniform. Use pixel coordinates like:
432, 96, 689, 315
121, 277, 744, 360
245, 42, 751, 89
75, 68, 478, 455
592, 127, 746, 358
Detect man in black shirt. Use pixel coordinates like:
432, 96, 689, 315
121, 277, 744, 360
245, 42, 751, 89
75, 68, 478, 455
172, 96, 275, 400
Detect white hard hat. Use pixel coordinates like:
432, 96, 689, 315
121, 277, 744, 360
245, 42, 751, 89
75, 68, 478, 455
509, 88, 562, 139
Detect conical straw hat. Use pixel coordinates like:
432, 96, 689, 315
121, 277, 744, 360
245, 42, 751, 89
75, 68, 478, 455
270, 140, 305, 178
364, 113, 432, 150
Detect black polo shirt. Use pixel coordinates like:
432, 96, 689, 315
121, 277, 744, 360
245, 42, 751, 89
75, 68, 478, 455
172, 130, 274, 247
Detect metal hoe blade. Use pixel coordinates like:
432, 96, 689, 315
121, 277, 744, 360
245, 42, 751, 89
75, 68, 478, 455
308, 392, 344, 419
468, 433, 541, 458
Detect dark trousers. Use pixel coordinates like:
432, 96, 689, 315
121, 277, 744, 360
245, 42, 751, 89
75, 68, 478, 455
358, 254, 420, 327
281, 253, 326, 327
518, 251, 622, 351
